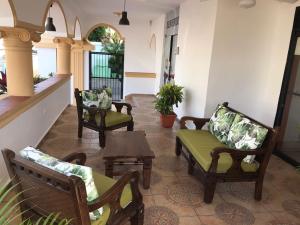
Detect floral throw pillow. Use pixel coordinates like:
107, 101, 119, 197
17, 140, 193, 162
226, 114, 269, 163
82, 88, 112, 110
20, 147, 103, 220
208, 105, 236, 144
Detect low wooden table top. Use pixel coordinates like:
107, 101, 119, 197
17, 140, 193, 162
103, 131, 155, 160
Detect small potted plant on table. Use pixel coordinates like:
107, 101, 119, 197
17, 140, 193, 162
155, 83, 183, 128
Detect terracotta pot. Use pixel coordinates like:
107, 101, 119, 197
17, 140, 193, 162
160, 113, 177, 128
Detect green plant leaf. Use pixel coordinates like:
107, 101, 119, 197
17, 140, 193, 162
154, 83, 183, 115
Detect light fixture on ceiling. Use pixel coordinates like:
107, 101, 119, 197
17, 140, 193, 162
119, 0, 130, 25
45, 4, 56, 31
239, 0, 256, 8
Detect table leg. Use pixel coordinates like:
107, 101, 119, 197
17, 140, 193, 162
143, 159, 152, 189
105, 160, 114, 178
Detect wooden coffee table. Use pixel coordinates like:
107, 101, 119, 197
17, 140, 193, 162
103, 131, 155, 189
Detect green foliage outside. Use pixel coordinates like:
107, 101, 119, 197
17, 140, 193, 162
88, 27, 124, 79
154, 83, 184, 115
88, 27, 107, 43
0, 181, 71, 225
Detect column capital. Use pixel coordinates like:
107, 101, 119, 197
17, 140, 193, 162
0, 27, 41, 43
71, 39, 95, 51
53, 37, 74, 45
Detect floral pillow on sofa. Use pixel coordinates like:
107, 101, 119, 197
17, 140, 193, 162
20, 147, 103, 220
226, 114, 269, 163
208, 105, 237, 144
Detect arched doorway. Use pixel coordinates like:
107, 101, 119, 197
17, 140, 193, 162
87, 24, 125, 100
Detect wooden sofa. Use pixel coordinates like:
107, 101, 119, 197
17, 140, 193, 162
2, 149, 144, 225
175, 103, 278, 203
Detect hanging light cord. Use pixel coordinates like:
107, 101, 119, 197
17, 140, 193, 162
124, 0, 126, 11
49, 4, 52, 17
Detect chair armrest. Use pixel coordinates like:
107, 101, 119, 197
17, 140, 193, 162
180, 117, 210, 129
61, 153, 87, 165
88, 171, 142, 213
112, 102, 133, 115
209, 147, 265, 173
82, 105, 107, 127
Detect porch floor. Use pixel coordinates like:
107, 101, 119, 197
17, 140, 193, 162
39, 95, 300, 225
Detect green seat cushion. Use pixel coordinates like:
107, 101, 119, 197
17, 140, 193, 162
91, 171, 133, 225
227, 113, 269, 163
84, 110, 131, 127
208, 105, 236, 144
176, 130, 258, 173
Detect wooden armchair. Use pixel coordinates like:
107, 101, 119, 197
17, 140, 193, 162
176, 104, 278, 203
2, 149, 144, 225
74, 88, 134, 148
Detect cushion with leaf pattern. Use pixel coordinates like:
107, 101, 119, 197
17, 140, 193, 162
226, 114, 269, 163
208, 105, 236, 144
20, 147, 103, 220
82, 88, 112, 110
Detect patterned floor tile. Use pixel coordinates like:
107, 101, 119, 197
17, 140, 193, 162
38, 95, 300, 225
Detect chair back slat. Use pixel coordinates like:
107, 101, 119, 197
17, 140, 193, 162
2, 149, 91, 225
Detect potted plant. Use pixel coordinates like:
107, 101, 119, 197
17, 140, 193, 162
155, 83, 183, 128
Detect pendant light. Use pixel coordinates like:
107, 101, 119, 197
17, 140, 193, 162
119, 0, 130, 25
45, 4, 56, 31
239, 0, 256, 8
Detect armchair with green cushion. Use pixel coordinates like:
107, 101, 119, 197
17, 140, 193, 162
2, 148, 144, 225
176, 102, 278, 203
74, 88, 134, 148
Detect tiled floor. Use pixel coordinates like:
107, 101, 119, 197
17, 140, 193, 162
39, 95, 300, 225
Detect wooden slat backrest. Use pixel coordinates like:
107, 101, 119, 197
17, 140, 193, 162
2, 149, 91, 225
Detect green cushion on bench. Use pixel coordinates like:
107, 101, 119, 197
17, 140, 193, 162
176, 129, 258, 173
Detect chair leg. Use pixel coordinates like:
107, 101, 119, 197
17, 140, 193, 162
130, 205, 144, 225
127, 121, 134, 131
204, 177, 217, 204
78, 123, 83, 138
188, 153, 195, 175
254, 177, 264, 201
175, 137, 182, 156
99, 131, 105, 148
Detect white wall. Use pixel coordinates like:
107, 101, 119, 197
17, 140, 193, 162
37, 48, 56, 77
151, 15, 166, 94
0, 0, 14, 26
124, 77, 156, 96
205, 0, 299, 127
174, 0, 218, 118
0, 79, 71, 182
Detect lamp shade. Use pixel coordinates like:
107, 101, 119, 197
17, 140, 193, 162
239, 0, 256, 8
119, 11, 130, 25
45, 17, 56, 31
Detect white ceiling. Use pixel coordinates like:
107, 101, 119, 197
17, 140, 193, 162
73, 0, 185, 20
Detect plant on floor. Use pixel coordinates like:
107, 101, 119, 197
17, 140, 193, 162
155, 83, 183, 128
0, 181, 71, 225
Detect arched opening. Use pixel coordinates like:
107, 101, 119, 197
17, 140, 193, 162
0, 0, 16, 95
0, 0, 15, 27
74, 18, 82, 40
42, 1, 68, 38
32, 1, 69, 84
87, 24, 125, 100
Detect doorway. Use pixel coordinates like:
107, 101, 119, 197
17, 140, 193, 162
274, 7, 300, 166
164, 34, 178, 84
87, 25, 124, 100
